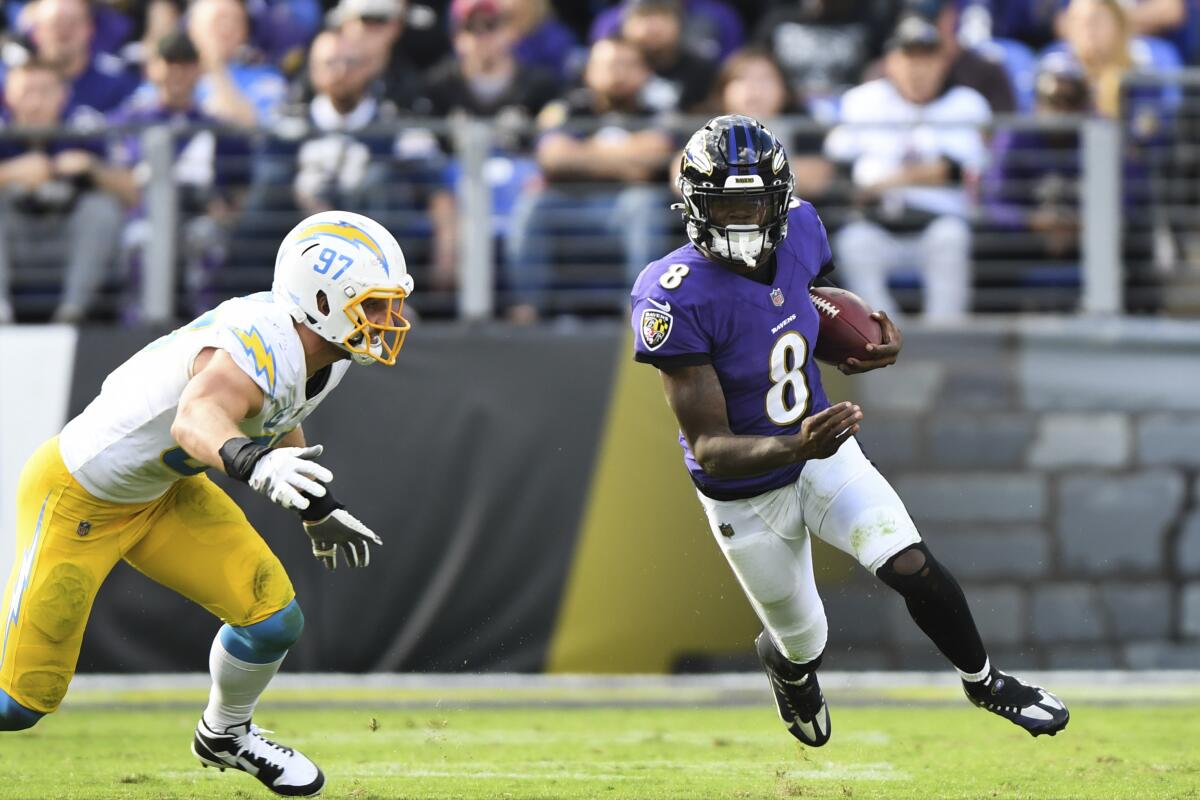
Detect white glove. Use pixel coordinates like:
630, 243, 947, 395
303, 507, 382, 569
248, 445, 333, 511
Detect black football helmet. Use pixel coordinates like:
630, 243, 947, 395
675, 114, 794, 268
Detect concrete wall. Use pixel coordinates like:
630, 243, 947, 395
832, 316, 1200, 670
0, 317, 1197, 671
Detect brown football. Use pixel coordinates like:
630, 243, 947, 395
810, 286, 883, 365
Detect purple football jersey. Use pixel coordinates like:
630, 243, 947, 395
630, 201, 834, 499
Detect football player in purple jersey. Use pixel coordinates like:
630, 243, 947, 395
630, 114, 1069, 744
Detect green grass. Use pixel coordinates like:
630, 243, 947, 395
4, 696, 1199, 800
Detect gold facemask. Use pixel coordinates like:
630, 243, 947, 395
341, 286, 411, 366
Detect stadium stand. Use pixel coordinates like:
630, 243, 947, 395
0, 0, 1197, 322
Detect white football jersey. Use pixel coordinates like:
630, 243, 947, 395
59, 292, 350, 503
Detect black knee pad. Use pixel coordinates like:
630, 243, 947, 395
876, 542, 941, 599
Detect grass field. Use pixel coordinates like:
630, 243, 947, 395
3, 674, 1198, 800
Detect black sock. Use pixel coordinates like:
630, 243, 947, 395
875, 543, 988, 676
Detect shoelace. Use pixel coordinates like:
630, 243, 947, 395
232, 725, 295, 770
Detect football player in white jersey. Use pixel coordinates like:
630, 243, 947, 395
0, 211, 413, 797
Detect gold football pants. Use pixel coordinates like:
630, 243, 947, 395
0, 438, 294, 714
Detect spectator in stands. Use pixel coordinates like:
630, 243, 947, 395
419, 0, 564, 294
504, 35, 676, 321
1059, 0, 1174, 302
25, 0, 138, 125
589, 0, 744, 62
906, 0, 1018, 113
707, 46, 834, 203
422, 0, 561, 119
281, 30, 414, 216
8, 0, 134, 61
619, 0, 718, 114
1058, 0, 1168, 154
0, 60, 130, 323
1060, 0, 1134, 119
754, 0, 898, 102
110, 31, 250, 317
984, 53, 1090, 262
502, 0, 580, 76
326, 0, 426, 111
252, 30, 441, 286
1055, 0, 1199, 64
186, 0, 287, 127
825, 15, 991, 322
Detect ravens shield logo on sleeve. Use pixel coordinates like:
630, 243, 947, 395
641, 309, 673, 351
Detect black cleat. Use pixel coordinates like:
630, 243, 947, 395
193, 718, 325, 796
963, 668, 1070, 737
755, 631, 831, 747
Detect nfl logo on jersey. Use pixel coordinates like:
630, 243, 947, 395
770, 288, 785, 307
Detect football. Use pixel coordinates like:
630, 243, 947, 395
810, 286, 884, 365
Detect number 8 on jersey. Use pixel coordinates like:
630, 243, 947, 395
766, 331, 811, 426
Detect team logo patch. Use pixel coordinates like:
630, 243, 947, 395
76, 521, 91, 538
640, 308, 673, 351
719, 523, 736, 538
770, 288, 785, 307
230, 326, 278, 397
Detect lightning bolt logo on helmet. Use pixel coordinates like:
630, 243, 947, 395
272, 211, 414, 366
293, 220, 391, 276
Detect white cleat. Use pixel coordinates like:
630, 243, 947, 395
192, 718, 325, 796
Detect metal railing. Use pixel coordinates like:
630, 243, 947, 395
3, 73, 1198, 323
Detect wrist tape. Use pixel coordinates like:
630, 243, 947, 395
219, 437, 271, 482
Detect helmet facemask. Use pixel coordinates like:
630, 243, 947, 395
341, 286, 411, 366
680, 177, 793, 268
676, 114, 796, 270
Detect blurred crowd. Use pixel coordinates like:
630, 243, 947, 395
0, 0, 1197, 323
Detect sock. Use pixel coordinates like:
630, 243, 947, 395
202, 635, 285, 732
876, 543, 988, 676
958, 657, 991, 683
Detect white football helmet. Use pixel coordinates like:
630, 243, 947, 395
273, 211, 414, 366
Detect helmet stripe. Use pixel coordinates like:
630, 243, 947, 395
745, 123, 760, 164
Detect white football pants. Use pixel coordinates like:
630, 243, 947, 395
697, 438, 922, 664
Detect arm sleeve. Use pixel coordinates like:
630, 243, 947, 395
631, 291, 712, 368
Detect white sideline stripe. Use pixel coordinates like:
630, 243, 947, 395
785, 762, 907, 781
163, 760, 906, 782
162, 768, 635, 781
67, 670, 1200, 692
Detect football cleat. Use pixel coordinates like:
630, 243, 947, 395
963, 668, 1070, 737
192, 718, 325, 797
755, 631, 831, 747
